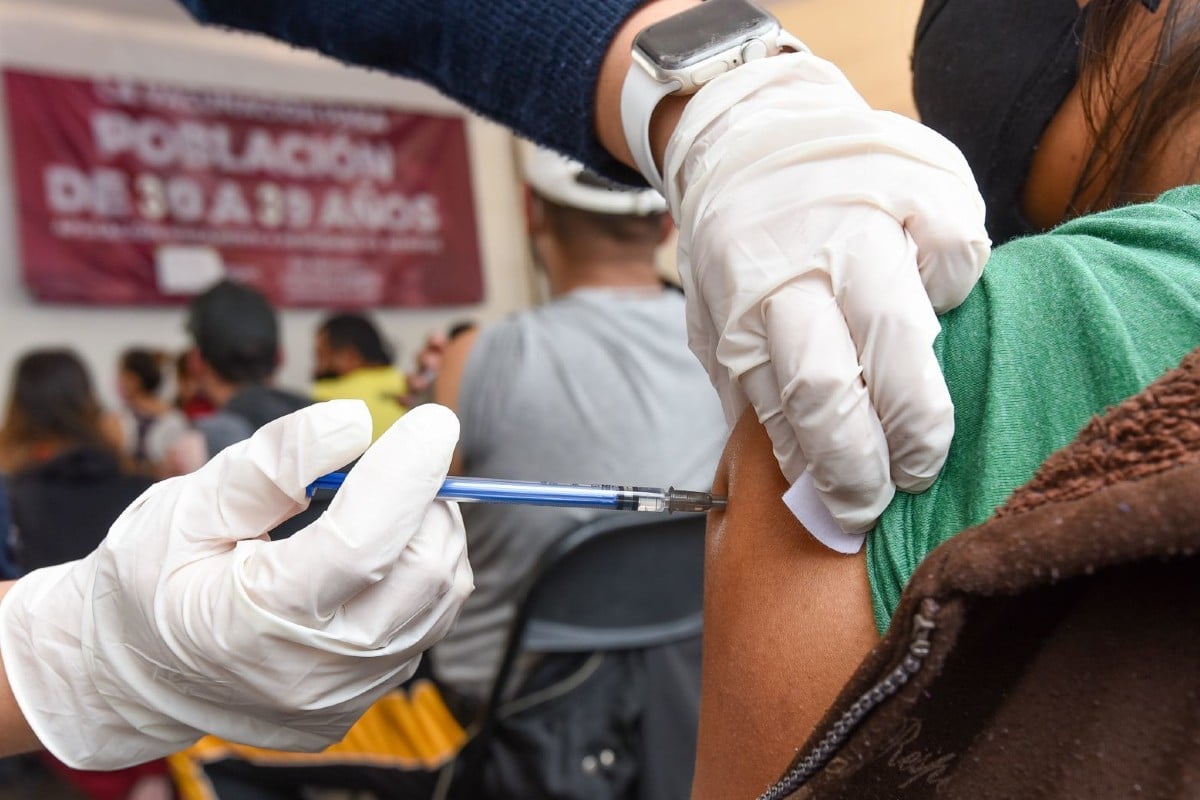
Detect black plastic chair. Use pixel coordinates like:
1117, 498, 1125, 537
444, 511, 707, 799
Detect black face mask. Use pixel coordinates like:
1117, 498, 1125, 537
913, 0, 1162, 246
912, 0, 1086, 245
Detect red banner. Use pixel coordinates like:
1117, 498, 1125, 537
4, 69, 484, 307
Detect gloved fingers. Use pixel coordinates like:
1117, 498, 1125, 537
837, 112, 988, 313
836, 226, 954, 492
758, 274, 894, 534
233, 537, 471, 721
901, 172, 991, 313
679, 243, 750, 424
177, 400, 373, 546
714, 370, 752, 429
241, 404, 460, 626
687, 299, 749, 424
321, 502, 471, 651
739, 362, 806, 485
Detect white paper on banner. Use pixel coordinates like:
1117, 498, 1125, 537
782, 474, 866, 554
155, 246, 225, 295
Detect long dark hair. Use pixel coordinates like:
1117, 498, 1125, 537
1075, 0, 1200, 212
0, 349, 108, 471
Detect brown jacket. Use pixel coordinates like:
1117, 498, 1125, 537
766, 349, 1200, 800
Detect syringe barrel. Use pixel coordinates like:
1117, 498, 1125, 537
438, 477, 624, 509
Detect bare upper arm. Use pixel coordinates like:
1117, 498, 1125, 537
692, 408, 879, 799
431, 326, 479, 476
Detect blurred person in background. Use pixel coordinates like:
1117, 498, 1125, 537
165, 281, 328, 542
428, 143, 727, 793
0, 349, 148, 573
116, 348, 189, 476
186, 280, 309, 458
166, 280, 310, 475
174, 350, 215, 422
431, 143, 726, 701
0, 350, 171, 800
312, 312, 408, 442
430, 144, 726, 703
399, 320, 477, 408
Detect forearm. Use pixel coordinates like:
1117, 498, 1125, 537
0, 581, 40, 759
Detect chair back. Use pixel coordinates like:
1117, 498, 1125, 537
445, 512, 707, 800
483, 510, 706, 722
517, 512, 706, 653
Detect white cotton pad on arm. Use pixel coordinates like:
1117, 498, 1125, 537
782, 474, 867, 555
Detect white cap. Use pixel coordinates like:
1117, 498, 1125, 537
518, 141, 667, 216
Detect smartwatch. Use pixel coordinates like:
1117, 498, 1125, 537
620, 0, 808, 194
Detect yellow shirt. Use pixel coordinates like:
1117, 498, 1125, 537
312, 366, 408, 442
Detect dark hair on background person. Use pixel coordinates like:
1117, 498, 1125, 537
319, 313, 393, 366
1075, 0, 1200, 213
446, 320, 477, 341
187, 280, 279, 385
0, 349, 111, 473
119, 349, 166, 396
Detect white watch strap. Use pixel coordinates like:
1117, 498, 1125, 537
620, 65, 680, 196
620, 30, 809, 197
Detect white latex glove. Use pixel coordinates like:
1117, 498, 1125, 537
662, 52, 990, 535
0, 401, 472, 769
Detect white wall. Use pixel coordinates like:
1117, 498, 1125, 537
0, 0, 535, 407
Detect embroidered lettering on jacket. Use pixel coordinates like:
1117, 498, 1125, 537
825, 718, 955, 791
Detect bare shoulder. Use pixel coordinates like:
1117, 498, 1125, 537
692, 409, 879, 799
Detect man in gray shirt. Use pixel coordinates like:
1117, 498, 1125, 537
432, 144, 727, 700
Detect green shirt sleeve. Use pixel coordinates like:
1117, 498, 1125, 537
867, 185, 1200, 633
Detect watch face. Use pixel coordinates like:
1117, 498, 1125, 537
635, 0, 778, 71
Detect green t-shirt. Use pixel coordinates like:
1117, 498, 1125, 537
867, 185, 1200, 633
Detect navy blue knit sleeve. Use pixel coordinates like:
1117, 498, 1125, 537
177, 0, 646, 185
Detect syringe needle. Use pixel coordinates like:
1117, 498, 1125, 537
665, 488, 728, 514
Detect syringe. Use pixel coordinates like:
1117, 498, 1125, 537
306, 473, 726, 514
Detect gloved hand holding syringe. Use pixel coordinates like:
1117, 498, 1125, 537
308, 473, 727, 514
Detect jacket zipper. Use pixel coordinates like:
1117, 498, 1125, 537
757, 598, 940, 800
